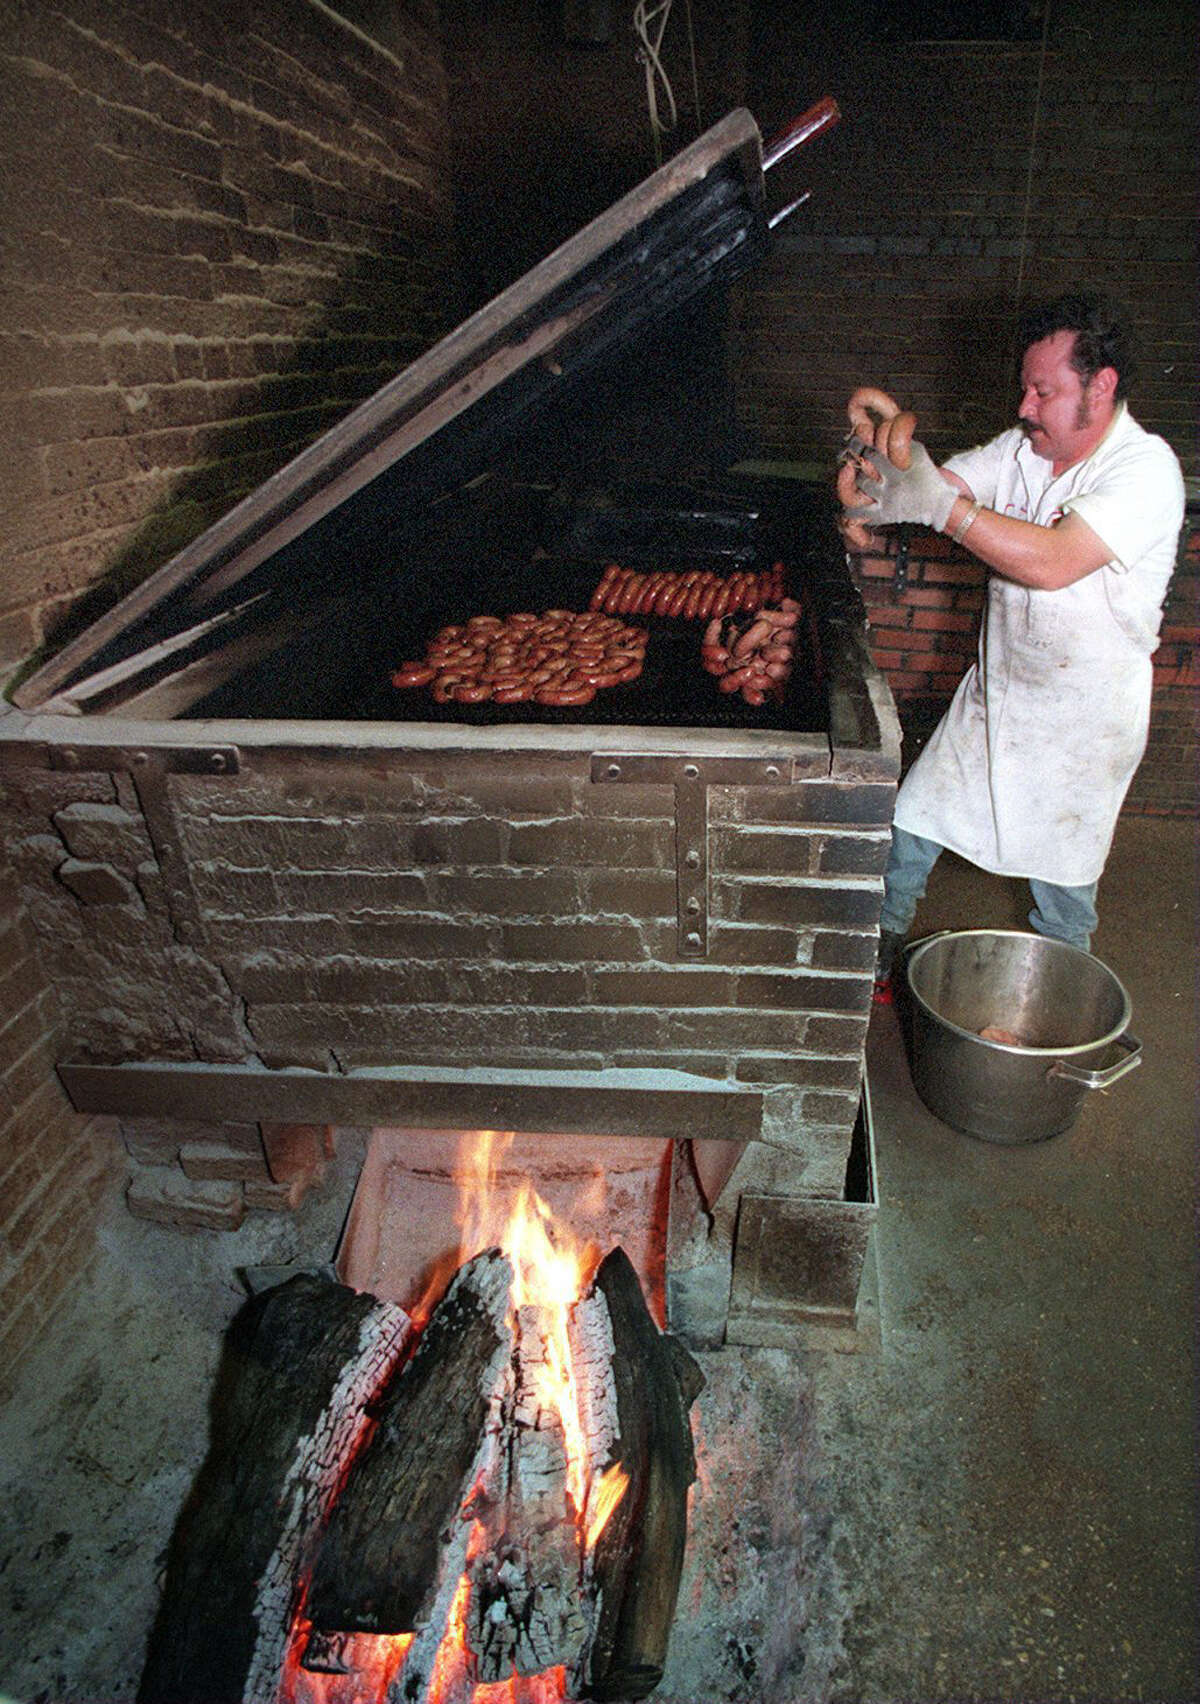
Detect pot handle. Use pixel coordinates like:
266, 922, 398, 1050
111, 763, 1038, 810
1048, 1032, 1142, 1090
901, 929, 953, 956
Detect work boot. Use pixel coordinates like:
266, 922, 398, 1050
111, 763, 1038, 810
872, 929, 907, 1005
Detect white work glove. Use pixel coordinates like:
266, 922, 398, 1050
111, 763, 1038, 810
848, 440, 958, 533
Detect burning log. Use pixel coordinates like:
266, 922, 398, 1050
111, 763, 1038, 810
139, 1241, 701, 1704
137, 1273, 413, 1704
304, 1248, 513, 1641
306, 1245, 702, 1702
579, 1248, 705, 1703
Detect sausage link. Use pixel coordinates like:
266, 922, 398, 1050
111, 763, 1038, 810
637, 577, 662, 615
696, 581, 720, 620
652, 577, 676, 615
660, 580, 685, 617
836, 457, 876, 550
535, 683, 596, 707
710, 583, 733, 620
590, 567, 618, 611
734, 618, 771, 658
846, 385, 902, 441
886, 410, 917, 470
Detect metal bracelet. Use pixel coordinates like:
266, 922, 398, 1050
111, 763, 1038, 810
951, 499, 982, 544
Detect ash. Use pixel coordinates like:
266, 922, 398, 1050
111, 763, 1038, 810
0, 1134, 850, 1704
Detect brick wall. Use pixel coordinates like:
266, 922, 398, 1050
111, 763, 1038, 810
844, 514, 1200, 817
0, 0, 452, 1366
1126, 519, 1200, 817
733, 0, 1198, 478
0, 861, 118, 1378
0, 751, 893, 1206
0, 0, 452, 670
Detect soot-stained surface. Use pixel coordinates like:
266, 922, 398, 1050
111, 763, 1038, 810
0, 823, 1194, 1704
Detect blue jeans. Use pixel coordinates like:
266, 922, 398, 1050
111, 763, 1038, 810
880, 826, 1099, 951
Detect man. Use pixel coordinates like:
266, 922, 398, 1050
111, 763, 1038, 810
840, 291, 1185, 991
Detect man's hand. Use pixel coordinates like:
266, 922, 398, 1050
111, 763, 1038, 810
852, 440, 958, 533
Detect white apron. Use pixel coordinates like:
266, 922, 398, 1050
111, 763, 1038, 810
893, 410, 1183, 887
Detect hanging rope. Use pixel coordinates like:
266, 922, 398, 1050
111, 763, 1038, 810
682, 0, 702, 134
633, 0, 678, 165
1009, 0, 1053, 344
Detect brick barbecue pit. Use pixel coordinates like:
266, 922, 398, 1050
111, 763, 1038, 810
0, 108, 897, 1348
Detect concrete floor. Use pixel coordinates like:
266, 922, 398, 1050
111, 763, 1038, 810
805, 815, 1198, 1704
0, 815, 1195, 1704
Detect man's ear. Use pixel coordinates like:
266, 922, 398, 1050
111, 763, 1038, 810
1090, 365, 1119, 406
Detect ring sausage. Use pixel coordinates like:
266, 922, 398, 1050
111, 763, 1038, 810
836, 456, 874, 550
535, 683, 596, 707
846, 385, 902, 440
391, 663, 436, 688
884, 409, 916, 470
734, 618, 771, 658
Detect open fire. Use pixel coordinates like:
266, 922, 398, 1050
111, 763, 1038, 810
282, 1131, 632, 1704
140, 1133, 702, 1704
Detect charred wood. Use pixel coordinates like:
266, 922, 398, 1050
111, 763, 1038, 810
579, 1247, 703, 1702
305, 1248, 513, 1637
138, 1246, 702, 1704
137, 1274, 411, 1704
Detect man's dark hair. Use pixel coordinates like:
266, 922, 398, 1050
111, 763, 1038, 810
1017, 291, 1136, 399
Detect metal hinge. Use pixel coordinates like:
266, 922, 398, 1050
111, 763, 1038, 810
47, 744, 240, 776
0, 742, 238, 946
590, 753, 795, 959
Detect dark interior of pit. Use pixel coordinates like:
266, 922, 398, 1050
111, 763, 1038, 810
176, 473, 834, 732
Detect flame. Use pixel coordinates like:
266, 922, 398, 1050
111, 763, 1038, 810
426, 1565, 476, 1702
422, 1525, 570, 1704
583, 1460, 630, 1552
454, 1132, 601, 1520
287, 1132, 623, 1704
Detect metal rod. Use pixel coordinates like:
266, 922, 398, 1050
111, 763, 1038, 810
762, 95, 841, 171
768, 190, 812, 230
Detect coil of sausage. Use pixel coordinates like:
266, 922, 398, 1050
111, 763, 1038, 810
846, 386, 901, 443
391, 609, 648, 708
700, 600, 802, 706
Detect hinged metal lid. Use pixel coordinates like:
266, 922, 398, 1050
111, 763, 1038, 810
14, 109, 771, 712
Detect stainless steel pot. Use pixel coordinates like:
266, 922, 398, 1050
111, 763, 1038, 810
903, 930, 1142, 1144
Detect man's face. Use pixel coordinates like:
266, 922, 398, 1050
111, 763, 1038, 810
1017, 329, 1114, 470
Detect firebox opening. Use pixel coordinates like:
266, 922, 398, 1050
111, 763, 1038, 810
335, 1127, 674, 1329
